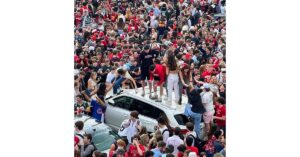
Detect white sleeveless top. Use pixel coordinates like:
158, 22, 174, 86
126, 119, 142, 143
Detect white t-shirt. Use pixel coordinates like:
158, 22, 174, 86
127, 119, 142, 143
124, 71, 133, 79
106, 72, 115, 83
75, 130, 86, 146
166, 135, 184, 155
118, 119, 130, 137
201, 91, 214, 112
159, 126, 170, 144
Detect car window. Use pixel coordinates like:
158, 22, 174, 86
132, 99, 165, 119
113, 96, 134, 110
174, 114, 189, 125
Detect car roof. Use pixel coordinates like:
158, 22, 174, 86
106, 86, 188, 115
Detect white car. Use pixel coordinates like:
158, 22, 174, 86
104, 87, 191, 134
74, 115, 120, 153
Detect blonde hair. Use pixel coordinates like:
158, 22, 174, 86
199, 64, 206, 75
140, 134, 149, 147
117, 139, 126, 148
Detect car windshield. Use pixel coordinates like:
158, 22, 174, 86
75, 116, 120, 151
174, 114, 189, 125
93, 129, 119, 151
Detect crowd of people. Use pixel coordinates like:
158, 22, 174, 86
74, 0, 226, 157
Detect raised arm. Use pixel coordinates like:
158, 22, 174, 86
95, 95, 106, 108
81, 90, 91, 102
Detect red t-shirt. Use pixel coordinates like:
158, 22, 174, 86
177, 152, 184, 157
74, 55, 80, 63
149, 64, 166, 86
75, 14, 82, 26
117, 51, 124, 59
186, 146, 199, 155
108, 53, 114, 60
213, 58, 220, 69
80, 6, 88, 14
128, 144, 145, 157
110, 13, 118, 22
215, 104, 226, 126
201, 70, 212, 78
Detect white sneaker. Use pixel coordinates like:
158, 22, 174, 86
141, 91, 145, 97
166, 100, 172, 106
170, 103, 176, 110
163, 96, 168, 101
155, 97, 162, 102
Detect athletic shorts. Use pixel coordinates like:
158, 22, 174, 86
203, 111, 215, 123
154, 76, 160, 81
141, 69, 150, 80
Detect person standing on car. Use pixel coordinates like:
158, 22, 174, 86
112, 68, 137, 94
165, 50, 180, 108
126, 111, 142, 144
184, 84, 206, 138
139, 45, 157, 97
149, 58, 166, 102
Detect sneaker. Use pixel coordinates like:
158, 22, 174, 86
155, 97, 162, 102
141, 91, 145, 97
178, 100, 182, 105
151, 95, 158, 100
170, 104, 176, 110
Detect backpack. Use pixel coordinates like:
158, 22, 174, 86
75, 133, 84, 140
187, 134, 207, 155
84, 142, 97, 157
162, 126, 174, 137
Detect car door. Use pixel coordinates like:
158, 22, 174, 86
105, 96, 134, 130
131, 99, 165, 133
